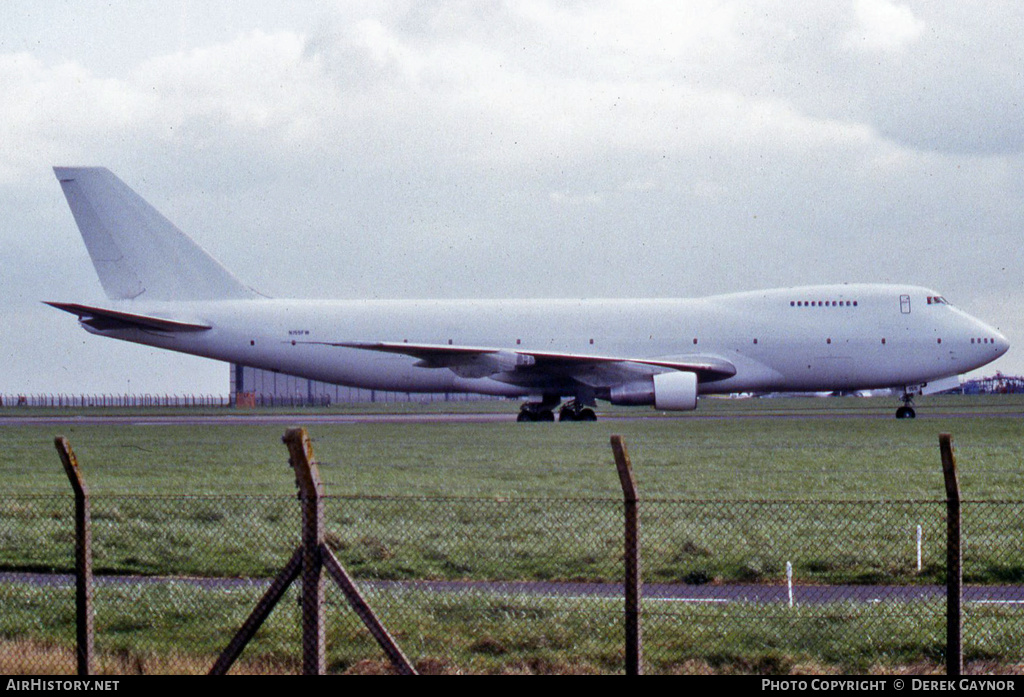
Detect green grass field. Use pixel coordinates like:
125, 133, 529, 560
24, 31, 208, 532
2, 395, 1023, 673
3, 394, 1024, 498
3, 395, 1024, 581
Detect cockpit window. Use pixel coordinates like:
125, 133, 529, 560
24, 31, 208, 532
927, 296, 949, 305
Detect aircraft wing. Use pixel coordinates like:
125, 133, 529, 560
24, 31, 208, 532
44, 302, 212, 333
309, 340, 736, 384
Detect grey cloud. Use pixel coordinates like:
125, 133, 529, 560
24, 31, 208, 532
2, 1, 1023, 393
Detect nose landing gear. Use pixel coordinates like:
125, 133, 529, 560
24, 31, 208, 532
896, 391, 916, 419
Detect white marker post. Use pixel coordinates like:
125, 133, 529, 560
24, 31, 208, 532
917, 524, 923, 572
787, 561, 794, 608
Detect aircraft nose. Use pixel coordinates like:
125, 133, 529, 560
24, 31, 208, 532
976, 320, 1010, 358
962, 312, 1010, 365
994, 330, 1010, 356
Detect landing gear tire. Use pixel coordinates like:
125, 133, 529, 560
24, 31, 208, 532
517, 409, 555, 422
518, 396, 560, 423
561, 399, 598, 421
520, 397, 597, 423
896, 406, 916, 419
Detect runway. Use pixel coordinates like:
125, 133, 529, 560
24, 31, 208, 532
3, 572, 1022, 606
0, 412, 516, 426
2, 408, 1021, 427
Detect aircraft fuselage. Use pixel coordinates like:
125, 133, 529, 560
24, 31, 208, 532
79, 284, 1009, 401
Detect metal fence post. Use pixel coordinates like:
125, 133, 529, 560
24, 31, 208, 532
283, 427, 326, 676
54, 436, 93, 676
611, 435, 642, 675
940, 433, 963, 677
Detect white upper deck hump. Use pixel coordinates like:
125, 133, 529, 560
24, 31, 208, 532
53, 167, 258, 302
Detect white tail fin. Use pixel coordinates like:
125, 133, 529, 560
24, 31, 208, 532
53, 167, 258, 301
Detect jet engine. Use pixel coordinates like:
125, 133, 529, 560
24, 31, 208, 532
609, 371, 698, 411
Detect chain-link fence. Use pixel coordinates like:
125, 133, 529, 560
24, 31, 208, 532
2, 488, 1023, 674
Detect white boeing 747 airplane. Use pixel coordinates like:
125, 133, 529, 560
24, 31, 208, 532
48, 167, 1009, 421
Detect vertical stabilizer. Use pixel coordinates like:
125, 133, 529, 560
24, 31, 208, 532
53, 167, 258, 301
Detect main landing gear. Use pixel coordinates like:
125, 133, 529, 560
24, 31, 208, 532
517, 395, 559, 422
559, 400, 598, 422
896, 391, 916, 419
517, 397, 597, 422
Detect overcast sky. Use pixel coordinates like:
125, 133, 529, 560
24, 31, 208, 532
2, 1, 1022, 394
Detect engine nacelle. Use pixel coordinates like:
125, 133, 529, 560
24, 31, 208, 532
609, 371, 698, 411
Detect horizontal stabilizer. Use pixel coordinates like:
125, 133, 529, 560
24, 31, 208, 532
45, 302, 211, 333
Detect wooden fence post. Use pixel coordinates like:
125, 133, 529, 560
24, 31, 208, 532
611, 435, 642, 675
283, 428, 326, 675
54, 436, 93, 676
940, 433, 963, 677
213, 429, 414, 675
209, 549, 303, 675
283, 427, 417, 675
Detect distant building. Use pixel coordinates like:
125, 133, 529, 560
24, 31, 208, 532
230, 364, 500, 406
957, 373, 1024, 395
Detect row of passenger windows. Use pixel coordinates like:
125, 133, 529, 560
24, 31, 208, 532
690, 337, 992, 346
790, 300, 858, 307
